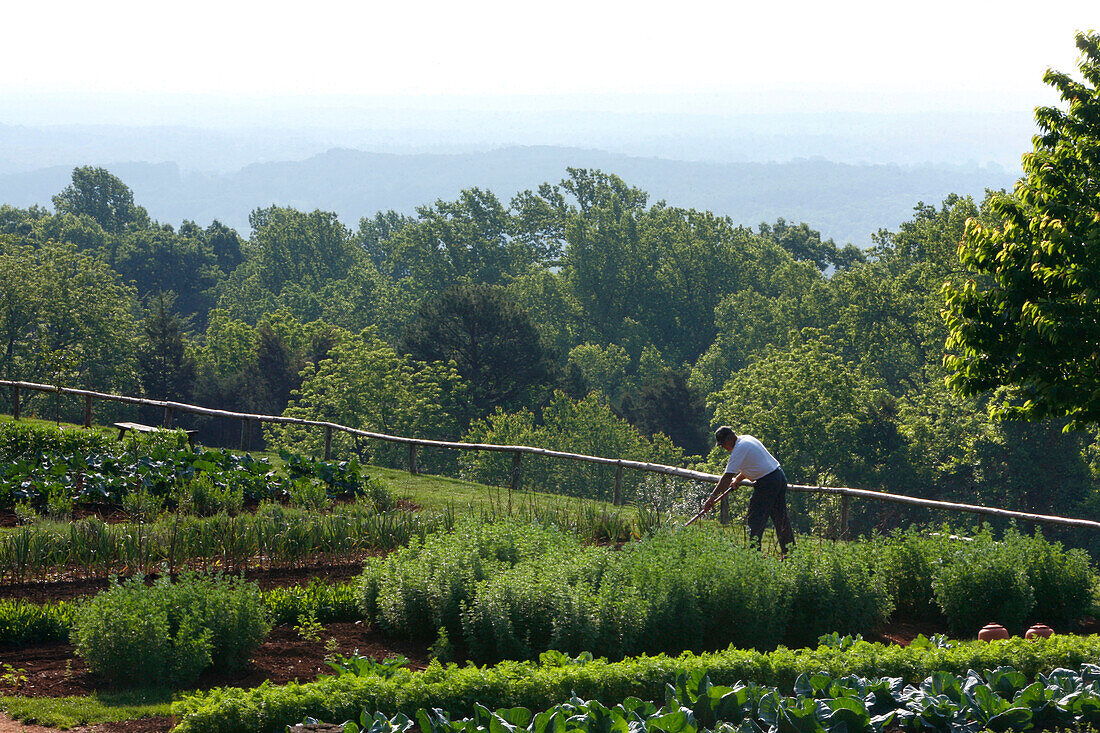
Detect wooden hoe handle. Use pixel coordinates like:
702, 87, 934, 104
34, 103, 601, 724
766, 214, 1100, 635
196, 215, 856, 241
685, 483, 740, 526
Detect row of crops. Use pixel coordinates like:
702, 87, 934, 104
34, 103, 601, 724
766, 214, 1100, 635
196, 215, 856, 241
173, 632, 1100, 733
0, 505, 445, 582
0, 420, 375, 514
296, 665, 1100, 733
359, 518, 1092, 660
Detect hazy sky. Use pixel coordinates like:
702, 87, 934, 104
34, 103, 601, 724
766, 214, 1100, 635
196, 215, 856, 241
3, 0, 1096, 121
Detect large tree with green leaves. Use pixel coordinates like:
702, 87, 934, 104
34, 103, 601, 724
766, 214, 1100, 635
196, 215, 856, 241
400, 283, 554, 423
943, 31, 1100, 426
52, 166, 149, 236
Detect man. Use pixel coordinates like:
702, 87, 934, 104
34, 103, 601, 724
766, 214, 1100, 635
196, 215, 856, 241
703, 426, 795, 555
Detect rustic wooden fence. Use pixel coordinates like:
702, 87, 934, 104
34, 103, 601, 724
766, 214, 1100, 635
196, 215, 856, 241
3, 378, 1099, 533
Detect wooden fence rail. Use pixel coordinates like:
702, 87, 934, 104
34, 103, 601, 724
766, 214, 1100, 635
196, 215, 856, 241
3, 378, 1100, 532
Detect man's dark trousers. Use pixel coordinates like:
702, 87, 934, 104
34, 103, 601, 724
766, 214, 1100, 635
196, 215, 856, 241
745, 467, 794, 550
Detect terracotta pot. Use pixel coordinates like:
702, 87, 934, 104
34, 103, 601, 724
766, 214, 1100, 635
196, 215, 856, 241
1025, 624, 1054, 639
977, 623, 1010, 641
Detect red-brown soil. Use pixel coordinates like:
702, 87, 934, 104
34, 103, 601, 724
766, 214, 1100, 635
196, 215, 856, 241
0, 622, 431, 732
0, 557, 377, 604
0, 621, 430, 699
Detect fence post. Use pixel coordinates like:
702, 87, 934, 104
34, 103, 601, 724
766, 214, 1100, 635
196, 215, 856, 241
510, 451, 522, 492
84, 395, 93, 429
613, 464, 624, 506
240, 418, 252, 451
840, 494, 850, 538
11, 386, 18, 420
720, 495, 730, 525
409, 444, 419, 475
324, 425, 333, 460
163, 405, 173, 428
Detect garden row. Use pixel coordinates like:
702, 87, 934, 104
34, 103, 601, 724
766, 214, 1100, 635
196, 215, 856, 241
0, 420, 378, 515
297, 664, 1100, 733
359, 519, 1093, 662
172, 634, 1100, 732
0, 502, 440, 583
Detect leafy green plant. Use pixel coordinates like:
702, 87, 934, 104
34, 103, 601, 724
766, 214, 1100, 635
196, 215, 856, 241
0, 662, 27, 690
1002, 528, 1092, 630
782, 540, 893, 648
0, 598, 77, 646
294, 612, 325, 643
288, 477, 331, 512
932, 532, 1036, 636
325, 653, 408, 679
180, 658, 1100, 733
71, 571, 270, 687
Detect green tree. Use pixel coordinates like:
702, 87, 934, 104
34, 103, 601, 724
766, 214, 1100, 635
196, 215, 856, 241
461, 391, 682, 501
943, 31, 1100, 426
758, 218, 864, 271
52, 166, 149, 236
265, 329, 467, 470
0, 236, 139, 401
708, 335, 883, 486
115, 225, 220, 321
620, 369, 709, 456
137, 292, 196, 400
247, 206, 362, 294
400, 284, 554, 423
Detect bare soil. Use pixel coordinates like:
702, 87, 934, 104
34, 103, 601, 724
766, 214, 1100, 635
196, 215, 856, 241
0, 557, 377, 604
0, 621, 431, 733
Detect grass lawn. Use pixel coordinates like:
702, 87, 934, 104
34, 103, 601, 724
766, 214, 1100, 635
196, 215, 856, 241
0, 690, 174, 728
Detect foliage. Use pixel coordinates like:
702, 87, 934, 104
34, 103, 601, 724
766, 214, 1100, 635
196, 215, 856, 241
943, 31, 1100, 426
708, 336, 883, 487
401, 283, 555, 423
360, 521, 889, 664
782, 540, 893, 648
265, 328, 467, 472
171, 636, 1100, 733
0, 503, 435, 582
0, 598, 77, 647
299, 665, 1100, 733
0, 419, 374, 512
461, 391, 682, 502
932, 535, 1036, 636
71, 571, 270, 687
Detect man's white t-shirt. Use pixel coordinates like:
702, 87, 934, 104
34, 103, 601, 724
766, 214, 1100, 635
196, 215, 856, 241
724, 434, 780, 481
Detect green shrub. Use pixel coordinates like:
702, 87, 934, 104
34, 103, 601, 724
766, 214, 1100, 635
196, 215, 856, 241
71, 571, 271, 687
71, 574, 181, 686
362, 518, 580, 641
605, 525, 790, 654
933, 533, 1035, 636
781, 539, 892, 647
1002, 528, 1092, 630
361, 475, 396, 512
178, 474, 244, 517
461, 549, 606, 661
871, 529, 945, 620
168, 571, 271, 672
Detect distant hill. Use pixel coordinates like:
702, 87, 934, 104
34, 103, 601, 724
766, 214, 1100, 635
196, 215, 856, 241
0, 146, 1020, 246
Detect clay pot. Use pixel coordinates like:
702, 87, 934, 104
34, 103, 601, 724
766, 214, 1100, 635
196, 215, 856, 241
977, 623, 1010, 641
1025, 624, 1054, 640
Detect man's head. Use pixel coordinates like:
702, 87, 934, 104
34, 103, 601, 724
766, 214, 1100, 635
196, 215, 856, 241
714, 426, 738, 451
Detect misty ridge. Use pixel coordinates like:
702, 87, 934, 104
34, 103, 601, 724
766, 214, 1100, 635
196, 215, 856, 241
0, 106, 1027, 245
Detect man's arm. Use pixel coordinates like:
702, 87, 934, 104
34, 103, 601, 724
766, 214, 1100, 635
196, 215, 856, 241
704, 472, 746, 510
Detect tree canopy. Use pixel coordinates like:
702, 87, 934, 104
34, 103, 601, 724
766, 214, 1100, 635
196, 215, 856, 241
944, 31, 1100, 427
